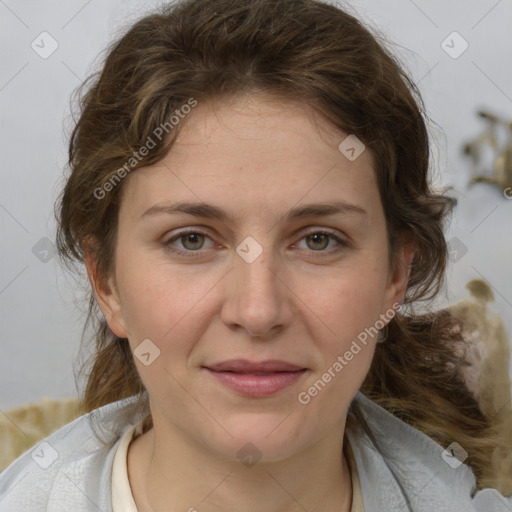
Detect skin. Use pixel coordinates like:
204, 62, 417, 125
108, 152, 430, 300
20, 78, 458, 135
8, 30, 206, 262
86, 91, 412, 512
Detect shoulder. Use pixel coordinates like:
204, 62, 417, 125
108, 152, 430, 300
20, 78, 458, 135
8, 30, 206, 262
347, 391, 512, 512
0, 395, 141, 512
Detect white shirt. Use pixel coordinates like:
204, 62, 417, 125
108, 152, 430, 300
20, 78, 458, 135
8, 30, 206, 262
111, 424, 139, 512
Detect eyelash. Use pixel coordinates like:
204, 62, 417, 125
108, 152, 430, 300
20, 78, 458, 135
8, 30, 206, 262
163, 228, 349, 259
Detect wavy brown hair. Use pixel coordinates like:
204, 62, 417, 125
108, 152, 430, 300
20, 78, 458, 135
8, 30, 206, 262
55, 0, 511, 493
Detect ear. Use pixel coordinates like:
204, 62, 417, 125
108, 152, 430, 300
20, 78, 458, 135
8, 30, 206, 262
383, 237, 414, 312
83, 237, 128, 339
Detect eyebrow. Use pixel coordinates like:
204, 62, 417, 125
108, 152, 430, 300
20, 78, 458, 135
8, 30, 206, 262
140, 200, 367, 222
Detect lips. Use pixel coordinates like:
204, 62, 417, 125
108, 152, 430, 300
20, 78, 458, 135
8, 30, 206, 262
205, 359, 305, 373
204, 359, 307, 397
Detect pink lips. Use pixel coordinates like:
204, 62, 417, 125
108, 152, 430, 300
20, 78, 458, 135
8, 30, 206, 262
204, 359, 307, 397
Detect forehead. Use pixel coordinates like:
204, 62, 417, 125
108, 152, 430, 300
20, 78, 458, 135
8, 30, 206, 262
168, 92, 371, 168
120, 93, 379, 222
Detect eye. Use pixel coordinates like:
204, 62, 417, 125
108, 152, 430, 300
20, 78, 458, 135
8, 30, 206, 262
163, 230, 216, 256
293, 230, 348, 255
162, 228, 348, 259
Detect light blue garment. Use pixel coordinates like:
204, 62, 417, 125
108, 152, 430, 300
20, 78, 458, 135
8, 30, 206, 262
1, 390, 511, 511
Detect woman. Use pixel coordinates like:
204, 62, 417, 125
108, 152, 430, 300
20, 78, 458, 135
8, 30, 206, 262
0, 0, 510, 510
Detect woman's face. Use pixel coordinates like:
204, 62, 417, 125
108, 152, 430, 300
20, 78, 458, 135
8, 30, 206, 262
91, 92, 410, 462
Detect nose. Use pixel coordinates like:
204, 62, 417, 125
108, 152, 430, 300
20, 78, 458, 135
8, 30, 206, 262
220, 247, 294, 339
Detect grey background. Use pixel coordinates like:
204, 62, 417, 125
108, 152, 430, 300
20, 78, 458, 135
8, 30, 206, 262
1, 0, 511, 410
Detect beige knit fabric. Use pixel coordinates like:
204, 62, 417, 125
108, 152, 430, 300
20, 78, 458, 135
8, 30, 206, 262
0, 397, 81, 471
449, 279, 512, 496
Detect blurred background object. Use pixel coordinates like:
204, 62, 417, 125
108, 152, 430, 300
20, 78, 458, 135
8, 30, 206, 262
463, 110, 512, 194
0, 397, 81, 471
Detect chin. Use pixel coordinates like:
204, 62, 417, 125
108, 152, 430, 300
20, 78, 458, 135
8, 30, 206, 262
205, 416, 310, 465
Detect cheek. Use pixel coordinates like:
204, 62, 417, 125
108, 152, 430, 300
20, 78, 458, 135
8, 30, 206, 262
293, 276, 383, 413
115, 249, 219, 354
299, 263, 389, 335
294, 261, 388, 381
115, 262, 208, 398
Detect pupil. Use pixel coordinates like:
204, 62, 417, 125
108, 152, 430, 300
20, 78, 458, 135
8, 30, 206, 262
184, 233, 203, 249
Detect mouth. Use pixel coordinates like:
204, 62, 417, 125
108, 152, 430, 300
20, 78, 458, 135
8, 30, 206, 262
203, 359, 308, 397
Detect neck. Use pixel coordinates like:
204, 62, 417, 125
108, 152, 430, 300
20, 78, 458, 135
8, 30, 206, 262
127, 419, 353, 512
